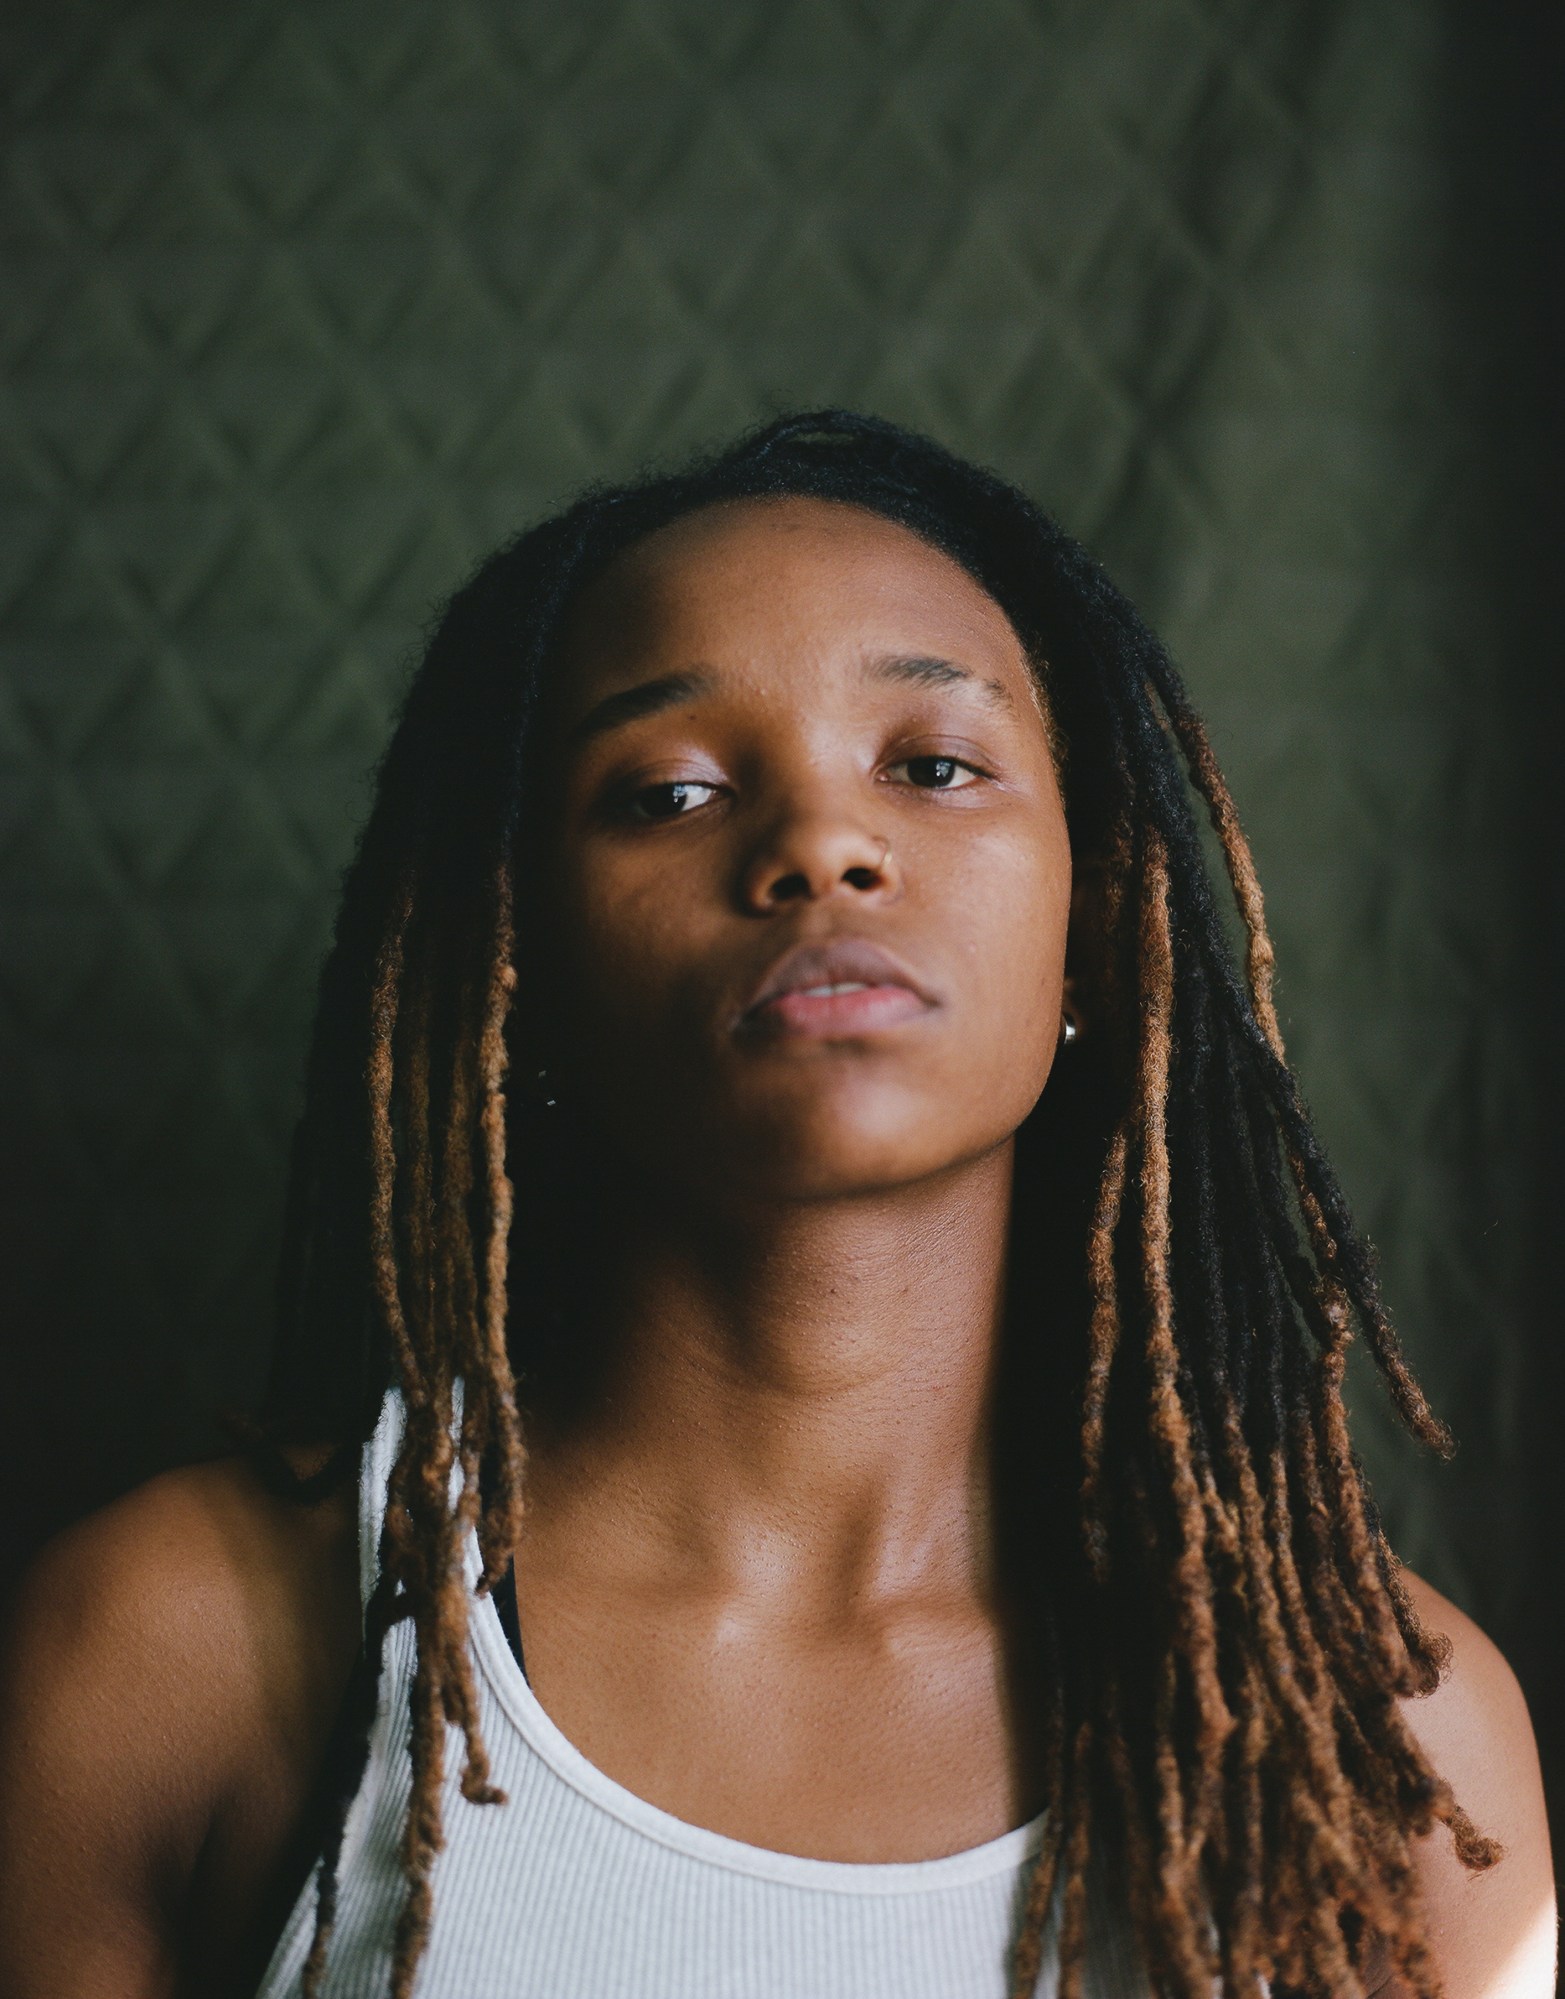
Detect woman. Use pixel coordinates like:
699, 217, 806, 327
0, 412, 1553, 1998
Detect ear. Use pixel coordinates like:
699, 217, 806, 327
1063, 853, 1109, 1033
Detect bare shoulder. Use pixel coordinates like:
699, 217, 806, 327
0, 1447, 359, 1999
1384, 1565, 1558, 1999
0, 1446, 359, 1776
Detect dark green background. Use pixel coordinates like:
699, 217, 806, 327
4, 0, 1559, 1879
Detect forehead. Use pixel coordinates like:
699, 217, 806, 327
554, 495, 1031, 689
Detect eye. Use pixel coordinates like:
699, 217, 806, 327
886, 754, 983, 791
620, 778, 722, 822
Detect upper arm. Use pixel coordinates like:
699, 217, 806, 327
1384, 1568, 1558, 1999
0, 1489, 210, 1996
0, 1465, 306, 1999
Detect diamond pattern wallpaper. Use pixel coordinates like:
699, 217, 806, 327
2, 0, 1558, 1851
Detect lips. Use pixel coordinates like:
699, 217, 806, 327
737, 935, 937, 1028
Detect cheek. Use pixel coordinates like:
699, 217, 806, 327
950, 827, 1070, 1059
552, 861, 714, 1075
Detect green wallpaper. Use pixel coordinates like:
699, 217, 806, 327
2, 0, 1554, 1826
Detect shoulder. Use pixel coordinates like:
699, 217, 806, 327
1, 1446, 359, 1759
0, 1449, 359, 1995
1382, 1566, 1557, 1998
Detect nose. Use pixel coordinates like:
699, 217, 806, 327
738, 813, 901, 910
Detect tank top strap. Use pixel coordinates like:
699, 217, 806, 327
356, 1380, 475, 1626
358, 1384, 404, 1621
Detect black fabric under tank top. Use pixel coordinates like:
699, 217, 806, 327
491, 1557, 528, 1681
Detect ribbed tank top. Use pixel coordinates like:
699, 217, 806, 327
254, 1386, 1160, 1998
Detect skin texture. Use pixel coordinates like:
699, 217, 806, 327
0, 498, 1553, 1995
512, 497, 1073, 1861
0, 1448, 360, 1999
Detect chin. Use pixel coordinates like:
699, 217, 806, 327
699, 1098, 1014, 1206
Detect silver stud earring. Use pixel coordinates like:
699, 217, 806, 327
1061, 1016, 1079, 1047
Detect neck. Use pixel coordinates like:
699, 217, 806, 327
522, 1141, 1018, 1618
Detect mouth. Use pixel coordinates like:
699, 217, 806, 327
735, 935, 938, 1040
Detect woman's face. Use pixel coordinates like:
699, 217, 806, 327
533, 495, 1071, 1208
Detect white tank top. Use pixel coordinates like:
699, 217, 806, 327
254, 1386, 1158, 1997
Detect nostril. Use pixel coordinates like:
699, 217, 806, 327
843, 865, 881, 889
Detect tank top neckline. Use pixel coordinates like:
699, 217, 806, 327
464, 1540, 1050, 1893
368, 1384, 1050, 1895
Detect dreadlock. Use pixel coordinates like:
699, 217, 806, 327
252, 408, 1500, 1998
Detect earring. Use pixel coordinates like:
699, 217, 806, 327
533, 1065, 559, 1108
1060, 1016, 1079, 1047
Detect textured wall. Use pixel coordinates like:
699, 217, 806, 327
3, 0, 1557, 1853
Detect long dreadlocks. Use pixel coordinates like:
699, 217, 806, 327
255, 409, 1500, 1998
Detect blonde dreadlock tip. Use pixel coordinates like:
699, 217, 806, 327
461, 1776, 509, 1807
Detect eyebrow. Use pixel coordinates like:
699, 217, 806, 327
867, 653, 1015, 710
566, 654, 1014, 746
566, 668, 717, 745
